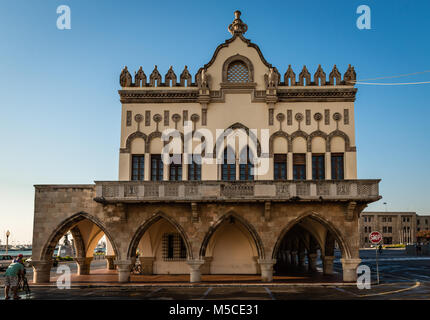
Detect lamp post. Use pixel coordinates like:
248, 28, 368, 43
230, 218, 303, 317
6, 230, 10, 255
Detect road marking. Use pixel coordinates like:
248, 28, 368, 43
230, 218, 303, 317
358, 281, 421, 297
264, 287, 276, 300
200, 287, 212, 299
145, 287, 162, 298
333, 287, 358, 297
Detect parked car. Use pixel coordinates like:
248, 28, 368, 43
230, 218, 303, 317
0, 255, 14, 271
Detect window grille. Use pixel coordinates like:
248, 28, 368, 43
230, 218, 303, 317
227, 61, 249, 83
162, 233, 187, 261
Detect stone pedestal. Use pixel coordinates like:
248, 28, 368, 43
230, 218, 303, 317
187, 259, 205, 283
115, 260, 132, 283
74, 257, 93, 275
200, 257, 213, 275
32, 260, 52, 283
340, 258, 361, 282
105, 255, 115, 270
308, 253, 318, 272
139, 257, 155, 275
323, 256, 335, 275
258, 259, 276, 282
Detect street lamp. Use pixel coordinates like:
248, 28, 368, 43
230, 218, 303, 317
6, 230, 10, 255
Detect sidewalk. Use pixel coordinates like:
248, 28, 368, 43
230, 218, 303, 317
29, 269, 357, 287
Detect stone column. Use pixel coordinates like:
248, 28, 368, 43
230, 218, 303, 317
287, 153, 293, 180
32, 260, 52, 283
187, 259, 205, 283
298, 252, 306, 267
200, 257, 213, 275
340, 258, 361, 282
144, 154, 151, 181
115, 260, 132, 283
308, 253, 318, 272
258, 259, 276, 282
323, 256, 335, 275
74, 257, 93, 275
105, 255, 115, 270
285, 250, 291, 264
325, 152, 331, 180
290, 251, 298, 265
139, 257, 155, 275
306, 152, 312, 180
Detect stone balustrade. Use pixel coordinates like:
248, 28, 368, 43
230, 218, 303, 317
93, 180, 380, 203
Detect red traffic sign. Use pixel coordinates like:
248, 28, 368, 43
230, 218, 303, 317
369, 231, 382, 244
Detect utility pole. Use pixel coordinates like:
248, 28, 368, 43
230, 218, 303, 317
6, 230, 10, 255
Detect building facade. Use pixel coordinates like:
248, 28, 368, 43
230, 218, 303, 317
359, 212, 417, 247
31, 11, 381, 283
417, 215, 430, 233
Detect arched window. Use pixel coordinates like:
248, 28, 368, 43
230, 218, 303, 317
239, 147, 254, 181
221, 148, 236, 181
227, 61, 249, 83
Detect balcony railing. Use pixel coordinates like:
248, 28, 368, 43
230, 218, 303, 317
94, 180, 381, 203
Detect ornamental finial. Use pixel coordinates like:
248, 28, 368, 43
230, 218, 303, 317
228, 10, 248, 35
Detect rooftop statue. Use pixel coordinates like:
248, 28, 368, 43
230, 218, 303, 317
228, 10, 248, 35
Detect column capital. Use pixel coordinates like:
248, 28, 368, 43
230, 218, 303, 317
187, 259, 205, 270
257, 259, 276, 267
340, 258, 361, 268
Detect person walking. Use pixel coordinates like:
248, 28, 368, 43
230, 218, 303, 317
4, 255, 25, 300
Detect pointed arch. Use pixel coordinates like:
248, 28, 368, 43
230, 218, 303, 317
269, 130, 290, 156
327, 130, 354, 152
199, 211, 265, 259
290, 130, 309, 152
271, 211, 351, 260
307, 130, 328, 152
40, 212, 120, 261
121, 131, 148, 153
127, 211, 193, 260
213, 122, 262, 158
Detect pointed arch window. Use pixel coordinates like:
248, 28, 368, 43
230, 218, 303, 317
239, 147, 254, 181
221, 148, 236, 181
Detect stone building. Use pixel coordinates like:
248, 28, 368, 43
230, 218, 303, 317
359, 212, 416, 247
31, 11, 381, 283
417, 215, 430, 233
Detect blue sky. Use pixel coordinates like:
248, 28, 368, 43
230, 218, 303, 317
0, 0, 429, 243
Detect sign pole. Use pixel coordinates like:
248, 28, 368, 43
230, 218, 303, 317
376, 243, 379, 285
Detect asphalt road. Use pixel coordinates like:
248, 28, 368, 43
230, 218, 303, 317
1, 250, 429, 300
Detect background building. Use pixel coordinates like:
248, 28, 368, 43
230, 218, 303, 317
359, 212, 419, 247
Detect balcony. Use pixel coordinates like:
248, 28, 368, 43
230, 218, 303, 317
94, 180, 381, 204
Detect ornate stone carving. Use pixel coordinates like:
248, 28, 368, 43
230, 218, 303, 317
180, 66, 192, 87
145, 110, 151, 126
165, 184, 178, 197
306, 110, 311, 125
314, 65, 326, 86
284, 65, 296, 86
172, 113, 181, 129
276, 184, 290, 197
344, 109, 349, 125
287, 110, 292, 125
314, 112, 322, 121
134, 66, 146, 87
124, 184, 138, 197
265, 68, 279, 89
149, 65, 162, 87
165, 66, 177, 87
296, 183, 310, 196
324, 109, 330, 125
126, 110, 132, 126
329, 65, 341, 85
333, 112, 342, 121
343, 64, 357, 85
153, 114, 162, 131
134, 114, 143, 123
196, 69, 210, 89
119, 66, 132, 87
228, 10, 248, 35
221, 184, 254, 197
299, 66, 311, 86
164, 110, 169, 126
